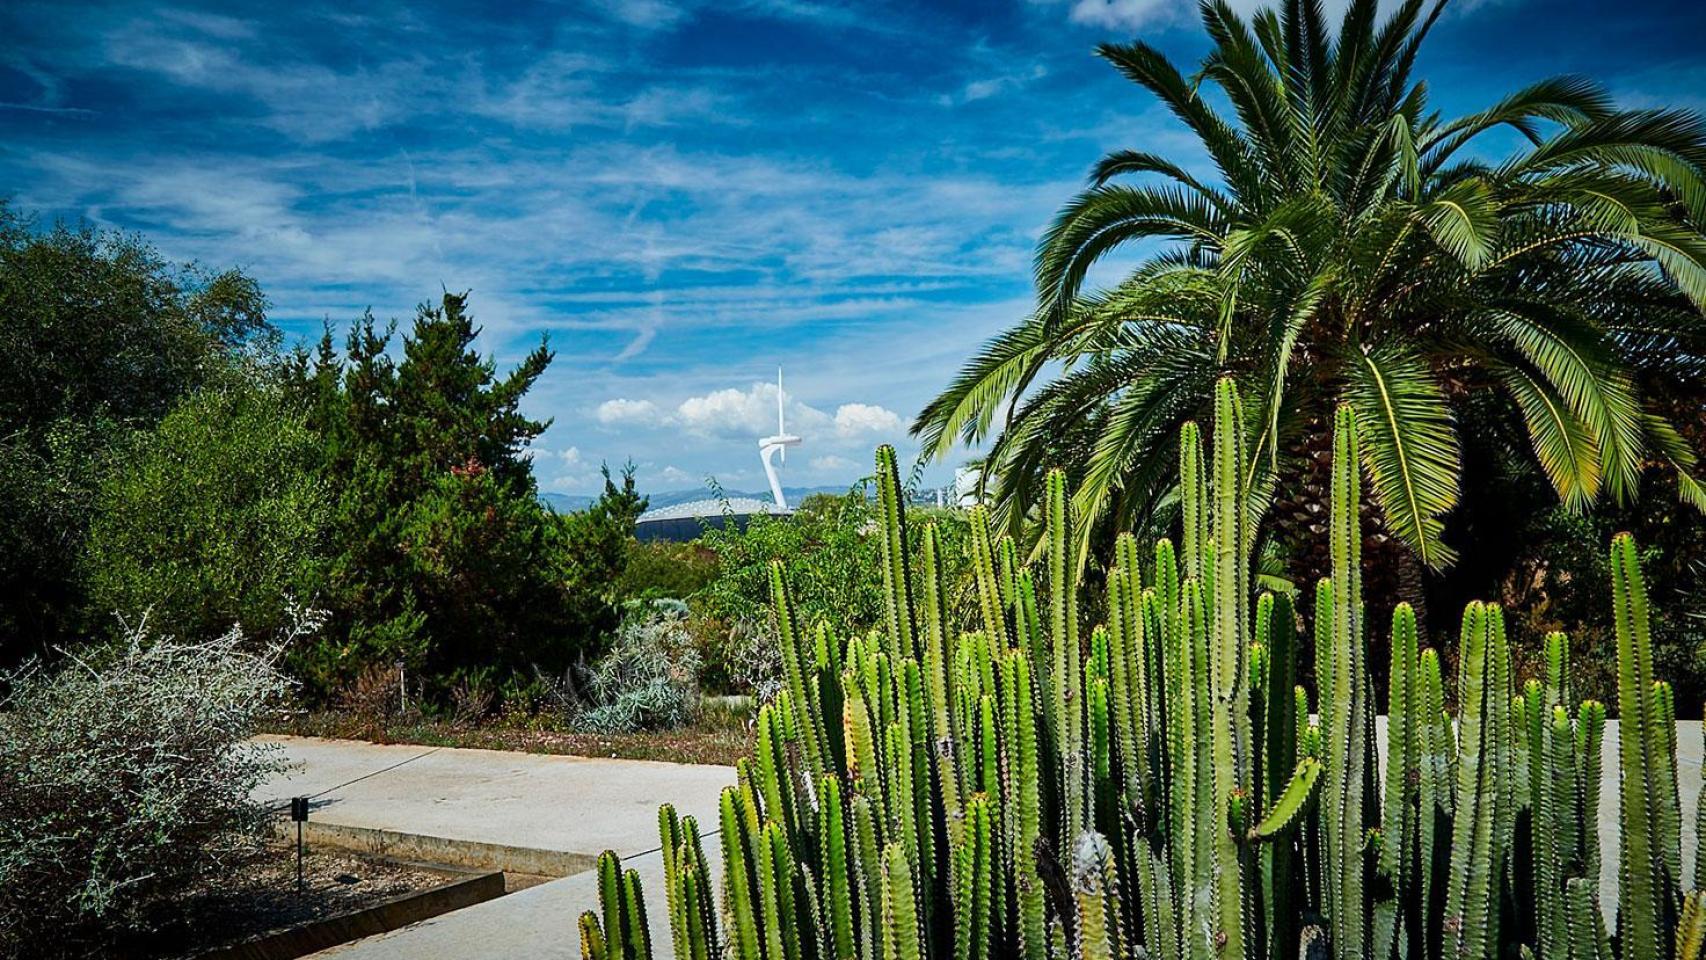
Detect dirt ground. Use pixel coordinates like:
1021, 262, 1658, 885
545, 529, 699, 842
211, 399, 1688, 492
275, 710, 752, 766
114, 840, 457, 959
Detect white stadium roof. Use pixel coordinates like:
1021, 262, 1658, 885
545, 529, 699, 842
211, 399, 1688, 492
636, 497, 792, 524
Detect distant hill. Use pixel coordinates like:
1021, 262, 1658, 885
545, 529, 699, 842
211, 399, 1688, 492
539, 492, 598, 512
539, 485, 862, 514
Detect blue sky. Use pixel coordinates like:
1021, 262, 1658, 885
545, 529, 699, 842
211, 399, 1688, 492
5, 0, 1705, 495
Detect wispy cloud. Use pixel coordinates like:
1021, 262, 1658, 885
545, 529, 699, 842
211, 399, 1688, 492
591, 0, 691, 30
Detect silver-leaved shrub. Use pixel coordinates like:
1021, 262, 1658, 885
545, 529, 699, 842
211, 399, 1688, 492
575, 599, 701, 733
0, 616, 299, 953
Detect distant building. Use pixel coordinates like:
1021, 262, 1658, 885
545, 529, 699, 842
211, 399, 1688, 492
633, 497, 791, 542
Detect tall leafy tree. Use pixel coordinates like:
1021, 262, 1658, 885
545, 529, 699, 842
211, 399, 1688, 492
915, 0, 1706, 582
289, 292, 603, 691
547, 462, 649, 649
0, 205, 270, 657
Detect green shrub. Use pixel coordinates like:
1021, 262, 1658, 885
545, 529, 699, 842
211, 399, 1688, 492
695, 490, 887, 634
585, 381, 1706, 960
619, 540, 719, 603
0, 619, 298, 954
689, 614, 778, 699
693, 488, 974, 696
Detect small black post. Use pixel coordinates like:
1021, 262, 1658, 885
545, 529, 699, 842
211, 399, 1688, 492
290, 796, 310, 892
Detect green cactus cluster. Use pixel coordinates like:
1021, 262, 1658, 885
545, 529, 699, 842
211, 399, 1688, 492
581, 378, 1706, 960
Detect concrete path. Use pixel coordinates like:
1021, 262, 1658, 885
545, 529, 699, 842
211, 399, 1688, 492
312, 845, 720, 960
256, 736, 732, 857
254, 736, 732, 959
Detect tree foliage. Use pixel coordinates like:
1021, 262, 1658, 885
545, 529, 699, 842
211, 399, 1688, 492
83, 381, 329, 644
0, 205, 271, 659
285, 292, 641, 695
914, 0, 1706, 576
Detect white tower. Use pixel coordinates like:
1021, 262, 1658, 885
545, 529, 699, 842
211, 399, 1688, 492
758, 367, 802, 511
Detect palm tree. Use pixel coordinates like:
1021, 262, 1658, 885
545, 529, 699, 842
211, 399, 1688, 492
915, 0, 1706, 583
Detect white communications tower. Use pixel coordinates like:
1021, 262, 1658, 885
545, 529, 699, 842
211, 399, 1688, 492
758, 367, 802, 511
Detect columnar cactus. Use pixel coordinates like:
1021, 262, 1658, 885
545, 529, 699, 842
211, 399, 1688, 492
582, 378, 1703, 960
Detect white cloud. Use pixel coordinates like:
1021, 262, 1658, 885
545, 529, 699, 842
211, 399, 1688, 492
613, 383, 902, 447
833, 402, 904, 438
675, 381, 831, 438
467, 51, 613, 131
524, 444, 582, 464
623, 85, 745, 129
156, 8, 257, 41
612, 325, 659, 362
810, 454, 857, 472
530, 446, 594, 490
1060, 0, 1177, 29
597, 398, 662, 425
658, 464, 695, 485
942, 64, 1050, 106
99, 19, 440, 142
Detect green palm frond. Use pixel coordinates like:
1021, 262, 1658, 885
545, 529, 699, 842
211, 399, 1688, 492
1493, 362, 1603, 509
1088, 150, 1233, 211
1035, 186, 1229, 322
1096, 39, 1262, 200
1420, 75, 1614, 172
1198, 1, 1305, 189
1643, 413, 1706, 513
1418, 178, 1499, 269
1256, 266, 1336, 469
1069, 355, 1221, 570
1479, 305, 1647, 501
1623, 219, 1706, 308
1341, 340, 1461, 569
911, 316, 1057, 461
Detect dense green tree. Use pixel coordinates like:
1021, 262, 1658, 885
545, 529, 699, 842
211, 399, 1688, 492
0, 206, 270, 657
82, 381, 328, 643
546, 463, 649, 654
289, 292, 626, 694
915, 0, 1706, 593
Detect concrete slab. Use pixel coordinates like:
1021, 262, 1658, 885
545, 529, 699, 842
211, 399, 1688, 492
1593, 719, 1702, 909
311, 844, 724, 960
254, 737, 443, 803
257, 736, 734, 859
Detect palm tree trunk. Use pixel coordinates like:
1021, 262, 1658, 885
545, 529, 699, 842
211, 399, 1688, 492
1394, 542, 1429, 639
